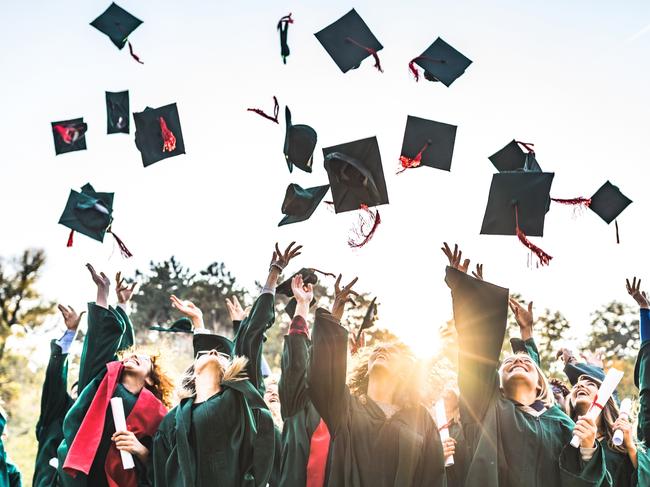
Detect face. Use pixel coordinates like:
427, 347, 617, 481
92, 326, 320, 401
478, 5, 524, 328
569, 376, 599, 411
264, 381, 280, 406
194, 350, 230, 375
443, 388, 459, 411
500, 354, 539, 389
367, 344, 411, 375
122, 354, 153, 381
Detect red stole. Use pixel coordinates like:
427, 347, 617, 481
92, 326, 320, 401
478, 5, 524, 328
306, 419, 331, 487
63, 361, 167, 487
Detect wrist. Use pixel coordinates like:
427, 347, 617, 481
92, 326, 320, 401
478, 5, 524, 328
520, 327, 533, 341
191, 317, 205, 330
134, 443, 149, 461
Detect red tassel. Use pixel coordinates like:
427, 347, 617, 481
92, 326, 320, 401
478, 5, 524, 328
159, 117, 177, 152
345, 37, 383, 73
109, 230, 133, 258
53, 124, 85, 144
348, 204, 381, 248
66, 230, 74, 248
551, 197, 592, 208
515, 141, 535, 153
397, 141, 431, 174
277, 13, 294, 27
514, 205, 552, 266
247, 96, 280, 124
127, 41, 144, 64
408, 56, 445, 82
615, 220, 620, 244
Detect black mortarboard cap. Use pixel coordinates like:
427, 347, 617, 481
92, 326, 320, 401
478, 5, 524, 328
314, 9, 383, 73
284, 106, 317, 173
481, 172, 555, 237
323, 136, 389, 213
564, 362, 606, 387
489, 140, 542, 173
149, 317, 193, 334
90, 3, 142, 50
356, 297, 377, 341
589, 181, 632, 224
279, 184, 329, 226
193, 333, 234, 357
278, 268, 322, 318
51, 118, 87, 155
133, 103, 185, 167
399, 115, 457, 172
106, 91, 129, 134
410, 37, 472, 87
58, 183, 114, 242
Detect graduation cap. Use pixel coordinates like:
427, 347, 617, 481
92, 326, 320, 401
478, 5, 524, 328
481, 171, 555, 265
277, 13, 294, 64
277, 268, 335, 318
51, 118, 87, 155
315, 9, 384, 73
398, 115, 457, 173
408, 37, 472, 86
106, 91, 129, 134
90, 3, 144, 63
279, 183, 329, 226
489, 140, 542, 173
149, 317, 193, 334
193, 333, 234, 358
58, 183, 132, 257
284, 106, 317, 173
350, 297, 377, 355
588, 181, 632, 225
133, 103, 185, 167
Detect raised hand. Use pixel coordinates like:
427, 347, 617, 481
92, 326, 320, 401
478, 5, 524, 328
57, 304, 85, 331
270, 241, 303, 272
441, 242, 470, 274
225, 296, 246, 322
471, 263, 484, 281
291, 274, 314, 305
508, 297, 534, 340
580, 349, 604, 368
86, 263, 110, 309
170, 295, 204, 329
115, 272, 137, 305
626, 277, 650, 309
556, 347, 577, 366
331, 274, 359, 321
612, 415, 637, 457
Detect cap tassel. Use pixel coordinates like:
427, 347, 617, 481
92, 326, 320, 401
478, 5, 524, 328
515, 141, 535, 153
615, 220, 620, 244
66, 230, 74, 248
397, 141, 431, 174
159, 117, 177, 152
277, 13, 293, 64
348, 204, 381, 248
247, 96, 280, 124
109, 229, 133, 258
345, 37, 383, 73
53, 124, 85, 144
127, 41, 144, 64
311, 268, 337, 279
514, 205, 552, 266
551, 197, 591, 208
408, 56, 446, 82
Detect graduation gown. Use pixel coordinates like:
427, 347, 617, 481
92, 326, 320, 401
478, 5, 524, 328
0, 415, 21, 487
444, 420, 468, 487
446, 266, 607, 487
33, 340, 74, 487
307, 307, 446, 487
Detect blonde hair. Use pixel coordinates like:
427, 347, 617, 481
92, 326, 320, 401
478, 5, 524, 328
498, 353, 555, 409
178, 355, 249, 399
118, 347, 174, 409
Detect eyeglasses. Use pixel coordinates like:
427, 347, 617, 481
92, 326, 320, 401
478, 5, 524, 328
124, 354, 152, 363
195, 350, 231, 361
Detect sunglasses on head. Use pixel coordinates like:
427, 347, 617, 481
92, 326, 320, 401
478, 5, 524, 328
195, 350, 231, 361
124, 354, 151, 363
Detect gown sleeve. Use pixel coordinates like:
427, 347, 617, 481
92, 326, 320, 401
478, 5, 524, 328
36, 340, 72, 443
114, 304, 136, 353
279, 316, 311, 419
152, 425, 172, 487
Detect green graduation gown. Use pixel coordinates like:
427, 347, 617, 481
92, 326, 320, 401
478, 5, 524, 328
446, 266, 607, 487
0, 415, 21, 487
307, 307, 446, 487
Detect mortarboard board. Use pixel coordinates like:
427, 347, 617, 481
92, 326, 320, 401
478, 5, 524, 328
51, 118, 87, 155
149, 317, 193, 334
193, 333, 234, 357
481, 171, 555, 265
315, 9, 384, 73
284, 106, 317, 173
106, 91, 129, 134
133, 103, 185, 167
489, 140, 541, 173
279, 184, 329, 226
90, 3, 144, 63
409, 37, 472, 86
588, 181, 632, 225
277, 13, 294, 64
323, 136, 389, 213
278, 268, 335, 318
398, 115, 457, 173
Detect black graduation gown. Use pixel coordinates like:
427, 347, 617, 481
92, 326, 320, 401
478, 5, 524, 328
444, 420, 468, 487
307, 307, 446, 487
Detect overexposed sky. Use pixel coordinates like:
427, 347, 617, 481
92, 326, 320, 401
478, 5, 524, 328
2, 0, 649, 358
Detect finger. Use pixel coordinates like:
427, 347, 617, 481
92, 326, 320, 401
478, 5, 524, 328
290, 244, 303, 255
347, 290, 360, 298
626, 278, 631, 292
347, 298, 357, 307
275, 243, 282, 258
344, 277, 359, 290
86, 263, 97, 277
233, 296, 241, 308
453, 244, 458, 261
57, 304, 67, 315
129, 282, 137, 292
462, 258, 470, 269
306, 283, 314, 293
639, 279, 642, 292
528, 302, 533, 313
79, 311, 86, 320
100, 272, 108, 282
335, 274, 341, 294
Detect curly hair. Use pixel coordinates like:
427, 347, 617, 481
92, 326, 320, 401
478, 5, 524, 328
118, 347, 175, 409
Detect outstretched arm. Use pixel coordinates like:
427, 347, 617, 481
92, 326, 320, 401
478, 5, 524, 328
508, 297, 541, 367
627, 277, 650, 444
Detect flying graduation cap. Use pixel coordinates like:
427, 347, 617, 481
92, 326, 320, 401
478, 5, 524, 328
279, 183, 330, 226
277, 13, 294, 64
149, 317, 193, 334
58, 183, 132, 257
489, 140, 541, 173
398, 115, 457, 173
277, 268, 335, 318
315, 9, 384, 73
133, 103, 185, 167
106, 91, 129, 134
90, 3, 144, 63
51, 118, 88, 155
284, 106, 317, 173
409, 37, 472, 86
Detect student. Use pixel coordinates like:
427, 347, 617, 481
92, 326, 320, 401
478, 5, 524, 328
442, 242, 607, 487
628, 276, 650, 445
33, 305, 82, 487
57, 266, 172, 487
153, 242, 300, 487
307, 275, 446, 486
0, 408, 21, 487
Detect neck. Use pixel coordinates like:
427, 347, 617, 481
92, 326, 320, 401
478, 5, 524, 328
573, 401, 590, 418
195, 368, 221, 403
504, 382, 537, 407
367, 368, 398, 407
121, 372, 145, 395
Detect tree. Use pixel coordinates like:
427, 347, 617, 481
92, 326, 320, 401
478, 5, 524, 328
586, 301, 639, 361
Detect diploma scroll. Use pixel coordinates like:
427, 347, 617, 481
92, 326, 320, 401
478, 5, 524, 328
612, 398, 633, 447
435, 400, 455, 467
110, 397, 135, 469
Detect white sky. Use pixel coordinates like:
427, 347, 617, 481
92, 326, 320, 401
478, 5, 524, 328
2, 0, 650, 358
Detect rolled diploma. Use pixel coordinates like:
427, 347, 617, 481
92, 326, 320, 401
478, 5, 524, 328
613, 398, 633, 446
570, 368, 624, 448
435, 399, 454, 466
110, 397, 135, 469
